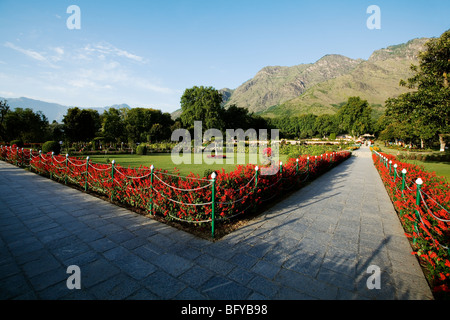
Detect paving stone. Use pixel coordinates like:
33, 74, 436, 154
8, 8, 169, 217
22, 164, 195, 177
0, 274, 34, 299
153, 253, 194, 277
113, 254, 157, 280
178, 265, 214, 289
89, 274, 142, 299
247, 275, 280, 297
250, 260, 281, 280
143, 270, 186, 299
200, 276, 252, 300
194, 253, 235, 276
80, 258, 121, 288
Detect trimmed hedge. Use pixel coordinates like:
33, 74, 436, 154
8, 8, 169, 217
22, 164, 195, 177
42, 141, 61, 155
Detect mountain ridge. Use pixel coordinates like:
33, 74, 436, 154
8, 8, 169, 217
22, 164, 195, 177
224, 37, 430, 118
0, 97, 130, 122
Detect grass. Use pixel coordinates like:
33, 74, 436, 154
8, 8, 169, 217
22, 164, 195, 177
374, 143, 450, 182
401, 160, 450, 183
88, 152, 289, 177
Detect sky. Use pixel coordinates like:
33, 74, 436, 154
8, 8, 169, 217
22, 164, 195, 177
0, 0, 449, 114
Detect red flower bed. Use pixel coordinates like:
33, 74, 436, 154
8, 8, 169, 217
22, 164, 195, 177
1, 145, 350, 237
372, 151, 450, 294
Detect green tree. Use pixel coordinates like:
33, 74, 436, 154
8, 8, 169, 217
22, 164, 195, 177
180, 86, 225, 131
388, 29, 450, 150
4, 108, 49, 143
337, 96, 373, 138
222, 104, 252, 130
63, 107, 101, 142
315, 114, 338, 138
48, 121, 64, 142
298, 114, 318, 139
124, 107, 173, 143
0, 99, 10, 141
101, 107, 126, 143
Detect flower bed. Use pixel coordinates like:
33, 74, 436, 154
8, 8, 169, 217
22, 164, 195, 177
371, 150, 450, 295
1, 145, 350, 239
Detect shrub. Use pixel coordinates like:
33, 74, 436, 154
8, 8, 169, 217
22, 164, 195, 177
136, 144, 147, 155
10, 139, 23, 148
42, 141, 61, 155
329, 133, 336, 140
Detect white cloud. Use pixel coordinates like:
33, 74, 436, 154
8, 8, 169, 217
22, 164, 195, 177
50, 46, 65, 62
5, 42, 47, 62
83, 42, 145, 63
54, 47, 64, 56
4, 42, 59, 68
1, 40, 180, 110
0, 90, 16, 97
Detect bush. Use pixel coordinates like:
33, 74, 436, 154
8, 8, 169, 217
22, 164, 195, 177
10, 139, 23, 148
329, 133, 336, 140
136, 144, 147, 155
42, 141, 61, 155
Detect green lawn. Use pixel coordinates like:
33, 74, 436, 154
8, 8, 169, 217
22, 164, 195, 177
374, 143, 450, 182
88, 152, 289, 177
400, 160, 450, 183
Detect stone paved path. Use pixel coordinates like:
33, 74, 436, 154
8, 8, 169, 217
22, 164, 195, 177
0, 146, 433, 300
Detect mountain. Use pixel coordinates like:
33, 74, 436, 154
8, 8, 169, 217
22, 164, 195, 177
223, 37, 429, 118
0, 97, 130, 122
0, 97, 69, 123
225, 54, 362, 113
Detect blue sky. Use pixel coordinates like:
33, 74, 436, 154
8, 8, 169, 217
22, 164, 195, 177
0, 0, 449, 114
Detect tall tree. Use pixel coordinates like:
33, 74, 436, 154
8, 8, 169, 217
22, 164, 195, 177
3, 108, 49, 143
63, 107, 101, 142
101, 107, 126, 143
180, 86, 225, 131
124, 107, 173, 143
0, 99, 10, 141
388, 29, 450, 151
337, 96, 373, 138
298, 114, 318, 139
315, 114, 338, 138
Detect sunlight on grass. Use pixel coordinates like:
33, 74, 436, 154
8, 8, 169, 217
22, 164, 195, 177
88, 152, 289, 177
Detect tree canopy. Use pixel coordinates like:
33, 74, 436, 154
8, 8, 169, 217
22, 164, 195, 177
380, 29, 450, 150
180, 86, 225, 131
337, 96, 373, 138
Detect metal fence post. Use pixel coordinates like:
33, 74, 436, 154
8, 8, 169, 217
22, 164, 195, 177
65, 154, 68, 185
254, 166, 259, 189
149, 164, 154, 215
401, 169, 407, 195
393, 164, 397, 180
50, 152, 54, 180
211, 171, 217, 239
29, 149, 33, 172
306, 156, 309, 174
111, 160, 115, 201
85, 156, 89, 191
413, 178, 423, 245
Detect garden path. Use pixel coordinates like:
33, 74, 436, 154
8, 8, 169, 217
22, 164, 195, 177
0, 145, 433, 300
